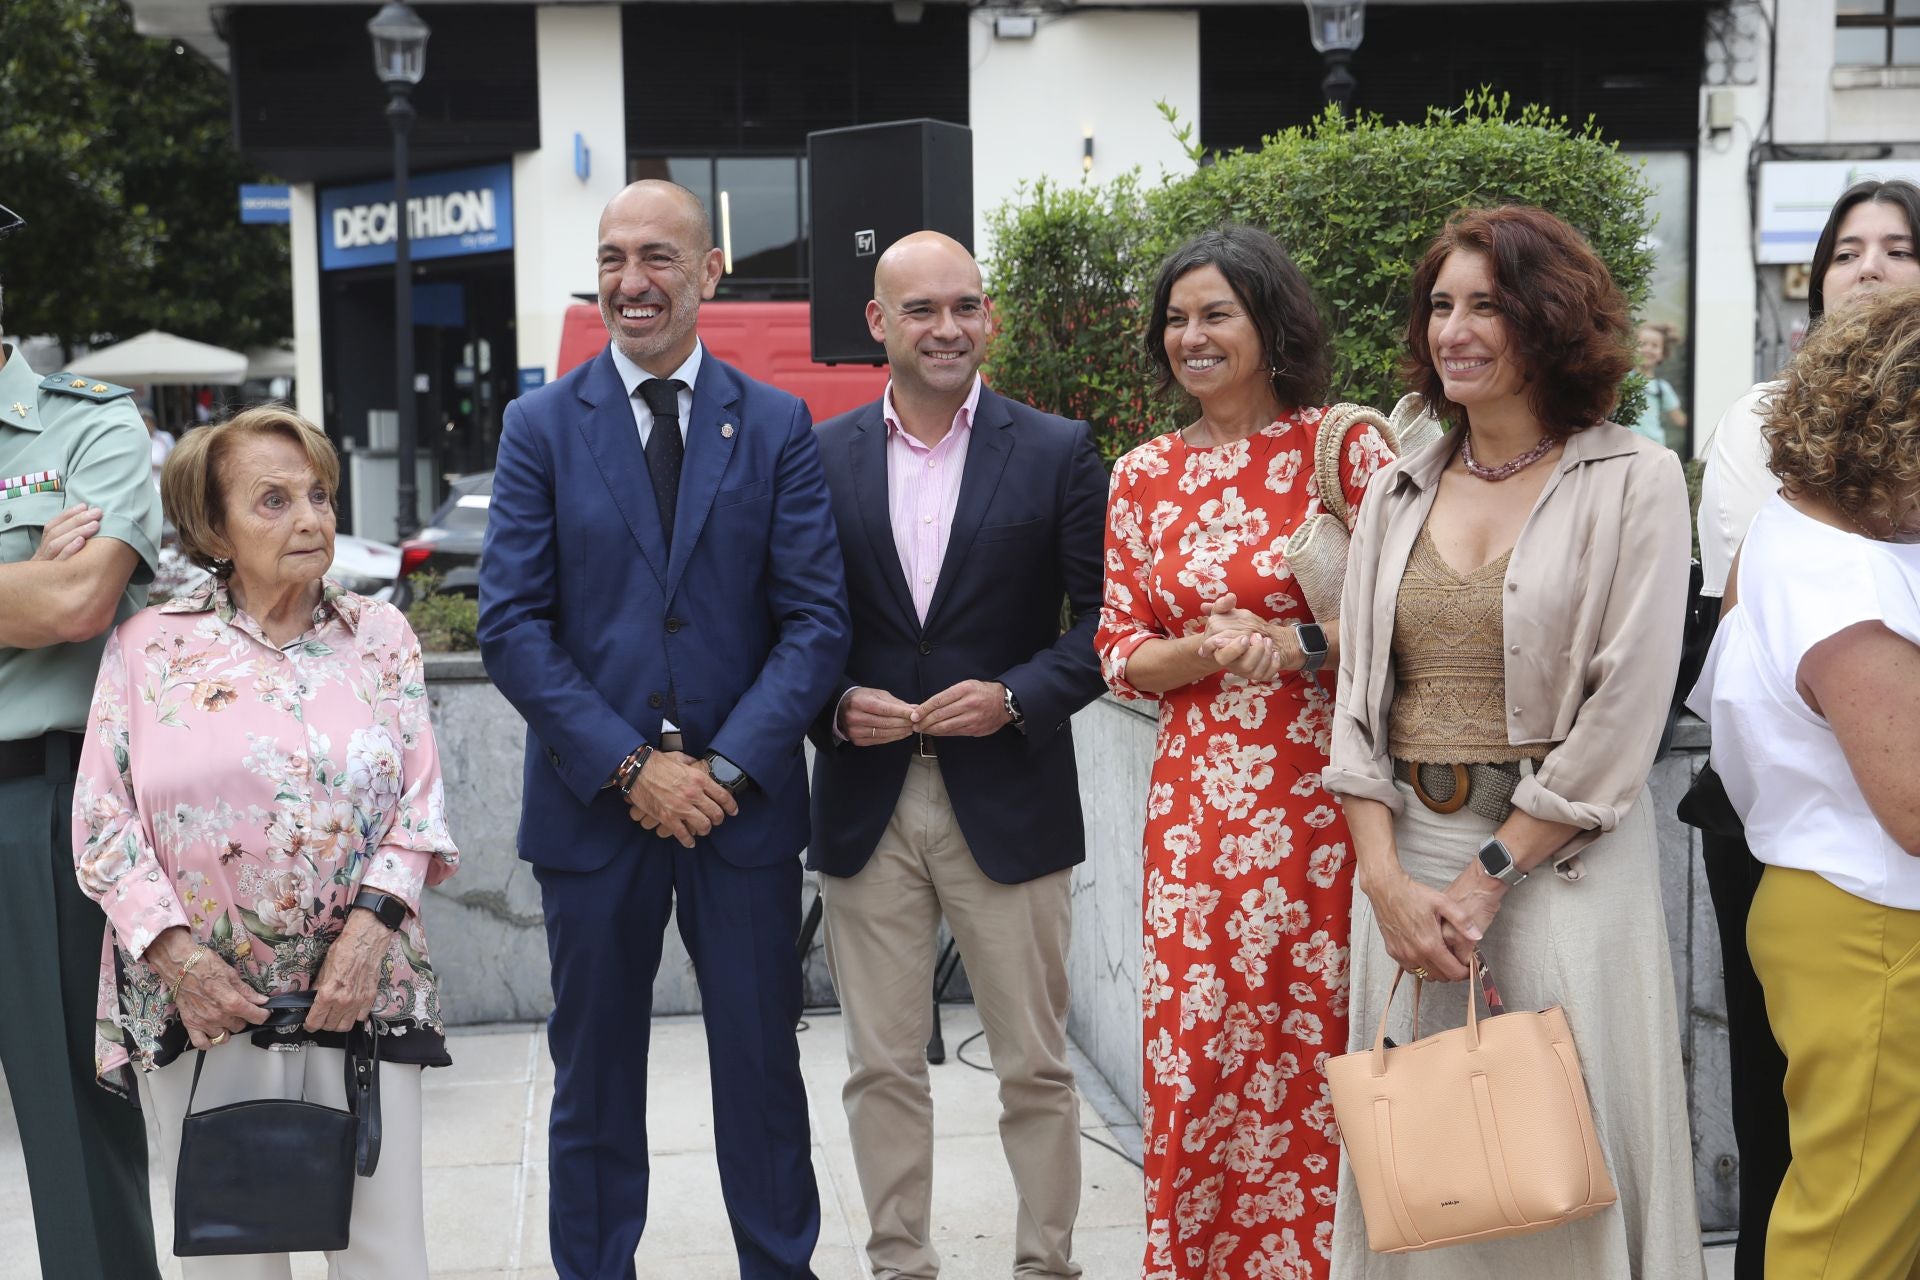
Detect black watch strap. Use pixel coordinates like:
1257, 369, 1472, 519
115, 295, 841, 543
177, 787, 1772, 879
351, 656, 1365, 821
351, 889, 409, 931
704, 751, 752, 796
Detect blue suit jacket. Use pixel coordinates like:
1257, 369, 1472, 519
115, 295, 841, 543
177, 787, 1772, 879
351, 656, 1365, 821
807, 386, 1108, 884
478, 345, 850, 873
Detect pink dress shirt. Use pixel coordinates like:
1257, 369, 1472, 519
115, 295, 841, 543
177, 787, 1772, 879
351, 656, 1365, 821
73, 578, 459, 1089
831, 377, 981, 739
885, 376, 980, 623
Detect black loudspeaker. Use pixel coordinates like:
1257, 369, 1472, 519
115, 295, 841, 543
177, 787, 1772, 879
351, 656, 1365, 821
807, 119, 974, 365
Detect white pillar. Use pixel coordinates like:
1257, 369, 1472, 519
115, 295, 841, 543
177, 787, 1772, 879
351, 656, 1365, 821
289, 183, 324, 425
968, 9, 1199, 264
513, 5, 627, 384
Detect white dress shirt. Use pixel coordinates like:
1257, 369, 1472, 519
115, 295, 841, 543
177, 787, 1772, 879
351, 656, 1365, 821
1696, 380, 1783, 598
609, 340, 702, 449
607, 339, 703, 736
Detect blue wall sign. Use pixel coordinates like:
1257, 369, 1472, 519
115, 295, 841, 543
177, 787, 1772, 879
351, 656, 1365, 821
319, 162, 514, 271
517, 367, 548, 396
239, 184, 292, 224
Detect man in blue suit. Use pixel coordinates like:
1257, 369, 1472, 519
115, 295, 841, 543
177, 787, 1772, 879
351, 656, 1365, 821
478, 179, 849, 1280
809, 232, 1108, 1279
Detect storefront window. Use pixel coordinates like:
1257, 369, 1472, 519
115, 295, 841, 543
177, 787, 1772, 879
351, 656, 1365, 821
1625, 149, 1695, 455
628, 155, 809, 299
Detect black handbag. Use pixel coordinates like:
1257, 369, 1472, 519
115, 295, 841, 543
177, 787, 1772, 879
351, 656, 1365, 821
172, 992, 383, 1257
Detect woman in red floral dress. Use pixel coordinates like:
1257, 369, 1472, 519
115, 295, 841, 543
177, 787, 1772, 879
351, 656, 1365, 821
1096, 227, 1393, 1280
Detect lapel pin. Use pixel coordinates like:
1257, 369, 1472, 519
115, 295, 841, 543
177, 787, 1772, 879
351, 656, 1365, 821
721, 422, 734, 438
9, 403, 26, 419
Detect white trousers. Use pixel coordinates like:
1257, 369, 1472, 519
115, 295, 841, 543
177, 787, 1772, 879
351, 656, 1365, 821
139, 1040, 428, 1280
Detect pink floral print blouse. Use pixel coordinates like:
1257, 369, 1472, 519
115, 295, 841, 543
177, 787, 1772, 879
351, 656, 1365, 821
73, 578, 459, 1090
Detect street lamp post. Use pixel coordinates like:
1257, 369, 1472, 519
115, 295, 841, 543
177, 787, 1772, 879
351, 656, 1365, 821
1304, 0, 1366, 112
368, 1, 430, 540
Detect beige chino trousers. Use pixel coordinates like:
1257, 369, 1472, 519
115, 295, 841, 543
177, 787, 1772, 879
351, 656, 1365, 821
821, 757, 1083, 1280
140, 1039, 428, 1280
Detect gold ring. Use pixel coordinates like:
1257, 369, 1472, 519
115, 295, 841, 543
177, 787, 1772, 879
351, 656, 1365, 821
1410, 966, 1431, 981
209, 1030, 230, 1045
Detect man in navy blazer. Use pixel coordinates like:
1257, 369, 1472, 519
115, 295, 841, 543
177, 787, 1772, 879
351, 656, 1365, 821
808, 233, 1107, 1279
478, 180, 849, 1280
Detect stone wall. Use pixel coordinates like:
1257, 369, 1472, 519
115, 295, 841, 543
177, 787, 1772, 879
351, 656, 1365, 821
422, 657, 1733, 1230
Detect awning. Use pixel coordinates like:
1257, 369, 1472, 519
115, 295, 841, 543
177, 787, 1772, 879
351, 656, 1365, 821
67, 330, 248, 386
244, 345, 298, 381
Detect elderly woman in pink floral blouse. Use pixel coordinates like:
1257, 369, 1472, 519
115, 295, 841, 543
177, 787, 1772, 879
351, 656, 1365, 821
72, 405, 458, 1278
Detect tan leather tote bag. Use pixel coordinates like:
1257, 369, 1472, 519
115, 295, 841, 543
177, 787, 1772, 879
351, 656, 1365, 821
1326, 953, 1617, 1253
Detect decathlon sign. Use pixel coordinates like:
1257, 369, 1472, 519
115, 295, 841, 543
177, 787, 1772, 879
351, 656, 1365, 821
320, 162, 514, 271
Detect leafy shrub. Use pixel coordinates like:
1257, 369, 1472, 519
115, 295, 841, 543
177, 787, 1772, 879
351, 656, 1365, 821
984, 91, 1657, 463
404, 572, 479, 653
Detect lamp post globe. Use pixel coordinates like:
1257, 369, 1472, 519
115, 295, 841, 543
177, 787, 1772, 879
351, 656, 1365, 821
368, 1, 429, 539
1304, 0, 1365, 112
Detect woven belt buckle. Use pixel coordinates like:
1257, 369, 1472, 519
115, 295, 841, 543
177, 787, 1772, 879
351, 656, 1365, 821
915, 733, 938, 759
1409, 762, 1471, 815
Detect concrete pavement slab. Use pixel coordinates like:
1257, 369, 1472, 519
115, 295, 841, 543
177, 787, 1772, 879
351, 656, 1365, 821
0, 1007, 1735, 1277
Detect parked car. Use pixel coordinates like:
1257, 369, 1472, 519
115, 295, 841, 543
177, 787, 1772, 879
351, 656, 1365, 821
151, 526, 401, 604
391, 471, 491, 608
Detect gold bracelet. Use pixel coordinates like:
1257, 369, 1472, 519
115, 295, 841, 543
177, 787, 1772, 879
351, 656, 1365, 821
167, 945, 207, 1003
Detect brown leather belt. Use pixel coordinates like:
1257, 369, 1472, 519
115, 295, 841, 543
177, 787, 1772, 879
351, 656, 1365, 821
0, 731, 84, 781
1393, 757, 1523, 825
915, 734, 938, 759
659, 731, 685, 755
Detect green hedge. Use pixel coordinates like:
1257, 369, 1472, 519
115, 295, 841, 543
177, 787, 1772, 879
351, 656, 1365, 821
984, 91, 1657, 463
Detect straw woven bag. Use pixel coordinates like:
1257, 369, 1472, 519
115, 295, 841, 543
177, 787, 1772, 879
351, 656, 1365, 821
1280, 402, 1398, 624
1326, 953, 1618, 1254
1387, 391, 1450, 458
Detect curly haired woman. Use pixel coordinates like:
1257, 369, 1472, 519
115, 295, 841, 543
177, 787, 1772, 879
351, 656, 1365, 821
1324, 205, 1703, 1278
1690, 286, 1920, 1280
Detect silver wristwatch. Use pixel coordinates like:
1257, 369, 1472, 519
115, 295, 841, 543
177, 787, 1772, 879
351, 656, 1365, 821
1475, 836, 1527, 887
1002, 684, 1025, 731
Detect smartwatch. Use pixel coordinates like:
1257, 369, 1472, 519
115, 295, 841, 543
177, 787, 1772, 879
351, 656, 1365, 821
1475, 836, 1528, 887
1002, 684, 1026, 731
703, 752, 753, 797
350, 889, 409, 931
1294, 622, 1330, 675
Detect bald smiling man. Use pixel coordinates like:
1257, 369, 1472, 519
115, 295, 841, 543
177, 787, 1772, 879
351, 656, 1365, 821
806, 232, 1108, 1280
479, 180, 850, 1279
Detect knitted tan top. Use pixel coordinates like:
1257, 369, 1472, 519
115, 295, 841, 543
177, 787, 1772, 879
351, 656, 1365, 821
1388, 526, 1546, 765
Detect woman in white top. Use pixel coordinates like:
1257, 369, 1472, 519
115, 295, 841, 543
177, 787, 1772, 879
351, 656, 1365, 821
1683, 178, 1920, 1280
1690, 286, 1920, 1280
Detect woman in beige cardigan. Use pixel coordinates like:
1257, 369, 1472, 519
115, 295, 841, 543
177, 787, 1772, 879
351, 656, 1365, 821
1322, 206, 1703, 1278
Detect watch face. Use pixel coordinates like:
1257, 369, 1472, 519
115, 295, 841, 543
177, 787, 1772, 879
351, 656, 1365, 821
1477, 840, 1513, 875
708, 756, 747, 791
1296, 622, 1328, 653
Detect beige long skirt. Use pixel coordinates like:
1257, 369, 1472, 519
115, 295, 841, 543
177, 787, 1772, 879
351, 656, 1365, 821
1329, 781, 1706, 1280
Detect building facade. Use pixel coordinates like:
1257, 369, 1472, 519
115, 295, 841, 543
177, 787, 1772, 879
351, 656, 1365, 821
123, 0, 1920, 533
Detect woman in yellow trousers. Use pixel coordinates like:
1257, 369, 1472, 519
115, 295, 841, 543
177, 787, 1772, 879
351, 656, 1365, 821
1691, 286, 1920, 1280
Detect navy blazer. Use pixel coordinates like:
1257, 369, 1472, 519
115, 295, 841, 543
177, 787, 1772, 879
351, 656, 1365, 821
807, 385, 1108, 884
478, 345, 850, 873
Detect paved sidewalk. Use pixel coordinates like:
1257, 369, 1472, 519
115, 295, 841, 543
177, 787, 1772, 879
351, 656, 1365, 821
0, 1005, 1738, 1277
0, 1005, 1147, 1278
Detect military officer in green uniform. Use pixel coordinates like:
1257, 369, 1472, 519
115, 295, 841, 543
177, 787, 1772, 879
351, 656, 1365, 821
0, 201, 163, 1278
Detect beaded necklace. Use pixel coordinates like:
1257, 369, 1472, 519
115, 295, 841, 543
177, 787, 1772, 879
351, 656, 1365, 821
1460, 430, 1557, 481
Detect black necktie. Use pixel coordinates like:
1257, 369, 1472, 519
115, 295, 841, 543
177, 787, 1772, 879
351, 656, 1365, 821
638, 378, 687, 546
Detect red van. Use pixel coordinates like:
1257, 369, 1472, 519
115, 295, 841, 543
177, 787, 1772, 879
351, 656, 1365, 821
556, 301, 888, 421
